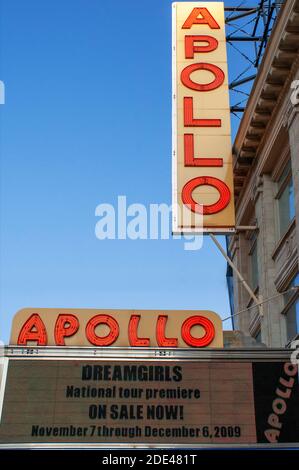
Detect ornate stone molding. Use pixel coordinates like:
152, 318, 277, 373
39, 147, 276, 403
283, 101, 299, 130
249, 309, 261, 337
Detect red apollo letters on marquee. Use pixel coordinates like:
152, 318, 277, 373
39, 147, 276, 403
17, 313, 216, 348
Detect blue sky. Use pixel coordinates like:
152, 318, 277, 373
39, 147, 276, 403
0, 0, 258, 343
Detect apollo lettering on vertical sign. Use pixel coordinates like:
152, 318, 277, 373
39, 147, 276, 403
172, 2, 235, 233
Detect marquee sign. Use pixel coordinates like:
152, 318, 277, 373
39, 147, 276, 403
10, 308, 223, 348
172, 2, 235, 233
0, 350, 298, 447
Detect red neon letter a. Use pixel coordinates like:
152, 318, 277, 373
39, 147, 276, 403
182, 8, 220, 30
17, 313, 47, 345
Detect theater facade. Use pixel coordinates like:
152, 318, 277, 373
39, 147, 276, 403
227, 0, 299, 347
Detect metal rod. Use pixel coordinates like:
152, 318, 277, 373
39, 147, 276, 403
222, 287, 298, 323
255, 4, 275, 67
226, 9, 258, 23
210, 234, 263, 317
227, 36, 263, 41
229, 74, 257, 89
225, 7, 258, 11
230, 106, 246, 112
236, 226, 258, 231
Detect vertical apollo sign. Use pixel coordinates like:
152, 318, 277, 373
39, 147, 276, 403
172, 2, 235, 233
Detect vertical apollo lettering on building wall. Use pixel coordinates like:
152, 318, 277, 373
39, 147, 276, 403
172, 2, 235, 233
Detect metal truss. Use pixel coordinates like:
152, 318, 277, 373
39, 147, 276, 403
225, 1, 285, 118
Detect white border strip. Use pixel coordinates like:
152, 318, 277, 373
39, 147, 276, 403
2, 345, 295, 361
172, 2, 178, 234
0, 357, 9, 423
0, 442, 298, 449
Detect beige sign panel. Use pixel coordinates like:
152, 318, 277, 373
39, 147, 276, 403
172, 2, 235, 233
10, 308, 223, 348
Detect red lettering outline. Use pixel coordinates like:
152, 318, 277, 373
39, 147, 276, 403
182, 176, 231, 215
181, 316, 215, 347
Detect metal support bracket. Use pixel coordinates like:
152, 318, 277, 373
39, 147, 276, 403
210, 234, 263, 318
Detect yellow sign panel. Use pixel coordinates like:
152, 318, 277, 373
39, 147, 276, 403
172, 2, 235, 233
10, 308, 223, 348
